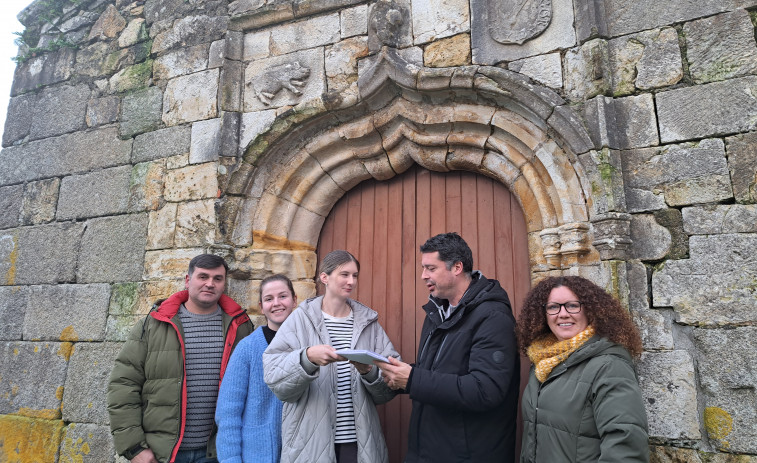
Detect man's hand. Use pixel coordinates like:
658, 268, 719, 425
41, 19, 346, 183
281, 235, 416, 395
306, 345, 345, 366
131, 448, 158, 463
351, 361, 373, 375
376, 356, 412, 390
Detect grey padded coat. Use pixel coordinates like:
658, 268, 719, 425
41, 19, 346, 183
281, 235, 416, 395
263, 296, 399, 463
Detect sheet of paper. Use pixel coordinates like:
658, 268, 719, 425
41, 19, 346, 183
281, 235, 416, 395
335, 349, 390, 364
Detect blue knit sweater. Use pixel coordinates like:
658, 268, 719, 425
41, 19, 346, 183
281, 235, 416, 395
216, 327, 282, 463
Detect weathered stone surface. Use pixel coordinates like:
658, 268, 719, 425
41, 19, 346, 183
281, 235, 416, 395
652, 208, 688, 260
412, 0, 469, 44
244, 48, 324, 111
57, 166, 132, 220
144, 248, 205, 280
725, 131, 757, 204
0, 184, 22, 229
424, 33, 471, 68
683, 204, 757, 234
621, 138, 733, 211
650, 446, 757, 463
564, 39, 610, 102
221, 59, 243, 112
132, 125, 191, 163
29, 84, 90, 141
175, 199, 217, 247
20, 178, 60, 226
0, 415, 64, 462
24, 285, 110, 342
0, 341, 71, 416
1, 222, 84, 285
471, 0, 576, 64
608, 27, 682, 95
119, 18, 149, 48
145, 0, 227, 24
243, 29, 271, 61
630, 214, 671, 261
74, 42, 118, 78
190, 118, 221, 163
164, 163, 219, 201
626, 261, 673, 350
121, 86, 163, 138
341, 4, 368, 38
109, 59, 154, 93
88, 4, 127, 40
685, 10, 757, 84
269, 13, 340, 56
77, 214, 149, 283
163, 69, 219, 126
86, 96, 120, 127
613, 94, 659, 149
152, 15, 229, 54
653, 234, 757, 325
637, 350, 701, 440
153, 44, 210, 81
3, 92, 34, 146
694, 327, 757, 453
11, 47, 76, 96
209, 39, 225, 68
147, 203, 178, 250
239, 110, 277, 155
60, 423, 118, 463
510, 52, 562, 89
325, 37, 369, 100
0, 286, 28, 340
128, 161, 166, 212
657, 76, 757, 143
62, 343, 121, 424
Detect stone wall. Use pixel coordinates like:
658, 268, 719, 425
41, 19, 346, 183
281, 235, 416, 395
0, 0, 755, 461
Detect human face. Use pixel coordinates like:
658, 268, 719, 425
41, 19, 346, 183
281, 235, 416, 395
421, 251, 464, 305
546, 286, 589, 341
320, 261, 359, 299
185, 265, 226, 313
260, 280, 297, 330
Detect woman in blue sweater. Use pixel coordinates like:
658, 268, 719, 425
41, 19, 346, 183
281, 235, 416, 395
215, 274, 297, 463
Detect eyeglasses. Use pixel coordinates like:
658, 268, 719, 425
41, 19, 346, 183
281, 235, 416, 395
545, 301, 582, 315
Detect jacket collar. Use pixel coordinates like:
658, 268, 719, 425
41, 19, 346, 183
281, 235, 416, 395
150, 290, 244, 322
299, 295, 378, 334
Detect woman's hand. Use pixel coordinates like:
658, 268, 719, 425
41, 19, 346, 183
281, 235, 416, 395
306, 345, 345, 366
351, 361, 373, 375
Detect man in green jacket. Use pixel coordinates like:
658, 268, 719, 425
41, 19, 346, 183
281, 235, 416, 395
108, 254, 254, 463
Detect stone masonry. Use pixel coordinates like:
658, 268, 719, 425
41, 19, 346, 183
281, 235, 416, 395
0, 0, 756, 461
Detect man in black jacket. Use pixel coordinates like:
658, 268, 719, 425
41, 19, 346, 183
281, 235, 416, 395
378, 232, 519, 463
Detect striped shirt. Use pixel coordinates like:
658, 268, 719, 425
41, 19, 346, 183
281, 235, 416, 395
178, 304, 224, 450
323, 311, 357, 444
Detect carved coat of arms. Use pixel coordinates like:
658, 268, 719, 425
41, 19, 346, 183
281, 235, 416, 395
489, 0, 552, 45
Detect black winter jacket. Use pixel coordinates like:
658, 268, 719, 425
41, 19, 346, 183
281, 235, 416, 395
404, 272, 520, 463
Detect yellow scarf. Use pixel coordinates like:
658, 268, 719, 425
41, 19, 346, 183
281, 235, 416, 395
527, 326, 596, 382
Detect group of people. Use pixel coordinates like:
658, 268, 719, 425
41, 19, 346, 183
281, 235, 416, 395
107, 232, 649, 463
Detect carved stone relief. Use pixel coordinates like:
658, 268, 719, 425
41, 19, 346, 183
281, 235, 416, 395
489, 0, 552, 45
368, 0, 412, 52
251, 61, 311, 106
539, 222, 592, 269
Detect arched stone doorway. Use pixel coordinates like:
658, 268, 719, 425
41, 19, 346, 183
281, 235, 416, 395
315, 165, 532, 462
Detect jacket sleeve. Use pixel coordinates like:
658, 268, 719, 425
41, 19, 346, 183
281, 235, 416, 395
263, 311, 319, 403
107, 318, 150, 457
592, 355, 650, 463
359, 323, 400, 405
407, 308, 518, 412
215, 338, 253, 463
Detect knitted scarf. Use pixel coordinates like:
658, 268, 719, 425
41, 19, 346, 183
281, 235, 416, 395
527, 326, 596, 382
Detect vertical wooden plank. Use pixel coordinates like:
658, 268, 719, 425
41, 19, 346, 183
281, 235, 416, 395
459, 172, 479, 268
429, 171, 447, 236
345, 186, 363, 257
357, 185, 375, 304
372, 181, 389, 320
445, 172, 462, 235
415, 169, 432, 337
493, 182, 515, 297
475, 176, 496, 277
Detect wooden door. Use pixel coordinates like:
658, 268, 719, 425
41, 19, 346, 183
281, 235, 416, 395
317, 165, 531, 463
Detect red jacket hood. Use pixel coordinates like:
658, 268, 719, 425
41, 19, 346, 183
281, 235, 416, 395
151, 290, 245, 321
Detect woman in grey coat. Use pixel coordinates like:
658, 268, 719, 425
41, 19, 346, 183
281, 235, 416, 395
263, 250, 399, 463
517, 276, 649, 463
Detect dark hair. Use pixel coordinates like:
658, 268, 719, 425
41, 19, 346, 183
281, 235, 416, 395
188, 254, 229, 276
516, 276, 643, 357
259, 274, 296, 303
419, 232, 473, 274
319, 250, 360, 275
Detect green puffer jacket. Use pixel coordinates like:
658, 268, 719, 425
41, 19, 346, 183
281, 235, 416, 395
107, 290, 253, 463
520, 336, 649, 463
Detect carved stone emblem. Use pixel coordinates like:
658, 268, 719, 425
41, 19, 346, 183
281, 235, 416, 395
251, 61, 311, 106
369, 0, 406, 48
488, 0, 552, 45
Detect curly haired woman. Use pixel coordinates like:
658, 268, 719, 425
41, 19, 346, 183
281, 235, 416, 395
517, 276, 649, 463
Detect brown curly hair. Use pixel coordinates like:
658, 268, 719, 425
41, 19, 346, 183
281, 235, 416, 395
516, 276, 643, 357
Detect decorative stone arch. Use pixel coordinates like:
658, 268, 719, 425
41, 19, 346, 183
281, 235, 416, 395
225, 48, 630, 289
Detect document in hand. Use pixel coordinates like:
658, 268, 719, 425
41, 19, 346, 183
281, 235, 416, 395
335, 349, 390, 364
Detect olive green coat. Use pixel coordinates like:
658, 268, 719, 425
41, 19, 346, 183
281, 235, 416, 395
107, 291, 253, 462
520, 336, 649, 463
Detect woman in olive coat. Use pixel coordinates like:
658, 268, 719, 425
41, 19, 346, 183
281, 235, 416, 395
517, 276, 649, 463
